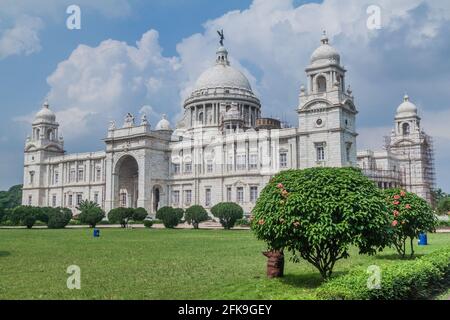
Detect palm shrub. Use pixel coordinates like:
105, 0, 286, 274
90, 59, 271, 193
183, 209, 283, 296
383, 188, 437, 258
156, 206, 179, 229
77, 200, 105, 228
252, 168, 391, 280
211, 202, 243, 230
185, 205, 209, 229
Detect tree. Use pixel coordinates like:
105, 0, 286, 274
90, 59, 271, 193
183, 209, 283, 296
384, 188, 437, 258
252, 168, 391, 280
47, 207, 72, 229
211, 202, 243, 230
185, 205, 209, 229
77, 200, 105, 228
0, 185, 23, 209
437, 197, 450, 216
431, 188, 448, 209
156, 206, 179, 229
11, 206, 38, 229
108, 208, 132, 228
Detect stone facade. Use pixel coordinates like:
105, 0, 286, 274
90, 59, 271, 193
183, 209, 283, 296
22, 33, 435, 216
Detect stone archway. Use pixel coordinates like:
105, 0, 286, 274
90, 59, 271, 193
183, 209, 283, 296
115, 155, 139, 208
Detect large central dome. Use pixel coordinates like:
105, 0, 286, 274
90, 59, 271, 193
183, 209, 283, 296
193, 46, 252, 92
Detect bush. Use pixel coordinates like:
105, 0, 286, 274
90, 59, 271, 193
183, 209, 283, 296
10, 206, 42, 228
79, 207, 105, 228
384, 188, 437, 258
235, 218, 251, 227
252, 168, 391, 279
156, 206, 179, 229
211, 202, 243, 230
316, 248, 450, 300
47, 208, 72, 229
174, 208, 184, 223
108, 208, 132, 228
133, 207, 148, 222
144, 220, 154, 228
185, 205, 209, 229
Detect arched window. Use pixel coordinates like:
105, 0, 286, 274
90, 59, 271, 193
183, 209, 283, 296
47, 129, 53, 140
316, 76, 327, 93
198, 112, 204, 124
402, 123, 410, 135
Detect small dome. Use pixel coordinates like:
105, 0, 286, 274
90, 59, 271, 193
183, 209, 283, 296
155, 114, 171, 131
33, 101, 56, 124
310, 31, 340, 66
396, 94, 418, 117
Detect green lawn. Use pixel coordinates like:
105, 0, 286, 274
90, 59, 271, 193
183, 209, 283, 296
0, 228, 449, 300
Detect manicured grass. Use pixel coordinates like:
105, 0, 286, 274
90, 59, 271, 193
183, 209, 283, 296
0, 228, 448, 300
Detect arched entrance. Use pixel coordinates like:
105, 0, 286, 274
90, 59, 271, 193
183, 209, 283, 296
115, 155, 139, 208
153, 186, 161, 213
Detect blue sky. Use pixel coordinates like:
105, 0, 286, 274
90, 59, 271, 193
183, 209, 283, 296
0, 0, 449, 192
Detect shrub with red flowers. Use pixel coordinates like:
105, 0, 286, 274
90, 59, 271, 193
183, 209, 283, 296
252, 167, 391, 280
384, 188, 437, 258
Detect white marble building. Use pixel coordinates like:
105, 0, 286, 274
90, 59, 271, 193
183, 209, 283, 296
22, 32, 435, 216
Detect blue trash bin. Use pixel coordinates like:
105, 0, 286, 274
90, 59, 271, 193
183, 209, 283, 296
93, 229, 100, 238
418, 233, 427, 246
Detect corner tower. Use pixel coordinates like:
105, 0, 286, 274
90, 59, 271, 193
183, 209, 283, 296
297, 31, 358, 168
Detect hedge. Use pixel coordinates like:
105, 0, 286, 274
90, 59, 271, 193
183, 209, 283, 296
316, 248, 450, 300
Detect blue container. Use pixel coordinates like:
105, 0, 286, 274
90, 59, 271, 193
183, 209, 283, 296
93, 229, 100, 238
418, 233, 427, 246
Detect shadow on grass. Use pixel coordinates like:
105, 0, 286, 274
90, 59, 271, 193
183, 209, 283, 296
0, 251, 11, 258
375, 253, 425, 261
279, 271, 348, 289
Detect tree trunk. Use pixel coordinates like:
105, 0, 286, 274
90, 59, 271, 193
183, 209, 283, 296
263, 250, 284, 278
410, 237, 415, 258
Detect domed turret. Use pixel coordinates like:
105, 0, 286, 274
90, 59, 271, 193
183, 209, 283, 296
33, 101, 56, 125
310, 31, 341, 67
155, 114, 171, 131
396, 94, 418, 117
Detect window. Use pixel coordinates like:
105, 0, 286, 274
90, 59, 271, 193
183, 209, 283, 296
236, 155, 246, 170
54, 172, 59, 184
172, 190, 180, 205
402, 123, 410, 135
346, 143, 352, 162
226, 187, 232, 202
280, 153, 287, 168
184, 190, 192, 205
120, 192, 127, 207
28, 195, 32, 206
52, 195, 57, 207
236, 187, 244, 204
68, 195, 73, 207
70, 170, 76, 182
184, 162, 192, 174
227, 156, 233, 171
205, 188, 211, 207
78, 169, 84, 182
317, 76, 327, 93
207, 160, 213, 173
250, 186, 258, 203
94, 192, 99, 204
173, 163, 180, 174
96, 168, 102, 181
249, 154, 258, 170
76, 194, 83, 206
316, 143, 326, 162
198, 112, 204, 124
29, 171, 35, 185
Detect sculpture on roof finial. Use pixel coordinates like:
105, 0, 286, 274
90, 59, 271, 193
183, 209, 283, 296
217, 29, 225, 46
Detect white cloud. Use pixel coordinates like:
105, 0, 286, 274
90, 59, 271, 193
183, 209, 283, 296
0, 15, 43, 59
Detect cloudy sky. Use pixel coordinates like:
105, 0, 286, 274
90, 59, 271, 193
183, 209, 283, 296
0, 0, 449, 192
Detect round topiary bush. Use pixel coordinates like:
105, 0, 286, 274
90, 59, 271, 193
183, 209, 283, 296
156, 206, 179, 229
47, 208, 72, 229
185, 205, 209, 229
133, 207, 148, 222
252, 167, 391, 279
383, 188, 437, 258
173, 208, 185, 223
143, 220, 154, 228
211, 202, 243, 230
